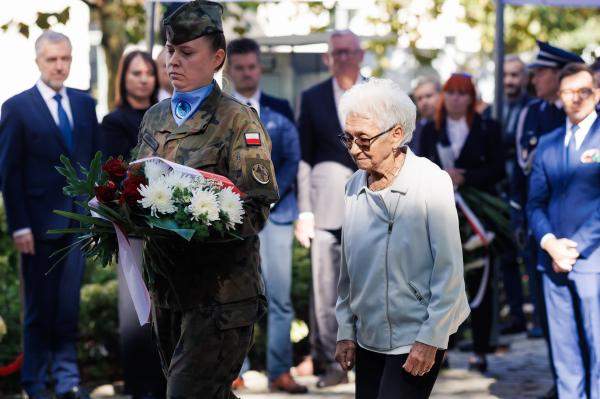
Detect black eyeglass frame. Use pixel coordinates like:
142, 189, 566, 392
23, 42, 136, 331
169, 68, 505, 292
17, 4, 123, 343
338, 125, 396, 150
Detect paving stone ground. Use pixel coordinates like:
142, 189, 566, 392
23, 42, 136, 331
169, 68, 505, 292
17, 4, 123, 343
87, 332, 552, 399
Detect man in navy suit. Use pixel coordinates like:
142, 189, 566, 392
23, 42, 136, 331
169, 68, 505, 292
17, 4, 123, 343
226, 38, 306, 394
528, 63, 600, 399
295, 30, 363, 388
0, 31, 98, 399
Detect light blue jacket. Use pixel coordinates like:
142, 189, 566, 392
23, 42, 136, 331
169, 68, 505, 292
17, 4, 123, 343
336, 149, 470, 350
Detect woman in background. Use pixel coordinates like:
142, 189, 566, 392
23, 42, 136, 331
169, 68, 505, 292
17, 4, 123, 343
419, 73, 504, 373
101, 50, 159, 160
100, 50, 164, 399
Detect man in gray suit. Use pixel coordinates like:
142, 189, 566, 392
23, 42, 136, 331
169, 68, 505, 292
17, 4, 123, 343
295, 30, 364, 388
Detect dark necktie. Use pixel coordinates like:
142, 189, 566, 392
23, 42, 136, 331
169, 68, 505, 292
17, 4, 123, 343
53, 93, 73, 152
566, 124, 579, 168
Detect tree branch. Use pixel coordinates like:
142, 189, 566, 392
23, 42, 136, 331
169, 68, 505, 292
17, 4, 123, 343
80, 0, 100, 9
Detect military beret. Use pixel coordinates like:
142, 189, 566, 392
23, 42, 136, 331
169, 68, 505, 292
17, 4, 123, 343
163, 0, 223, 45
529, 41, 584, 70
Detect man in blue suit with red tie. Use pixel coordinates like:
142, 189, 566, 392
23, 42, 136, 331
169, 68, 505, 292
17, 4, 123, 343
0, 31, 98, 399
528, 63, 600, 399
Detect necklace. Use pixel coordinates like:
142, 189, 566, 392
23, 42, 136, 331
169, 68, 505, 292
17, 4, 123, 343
368, 155, 405, 191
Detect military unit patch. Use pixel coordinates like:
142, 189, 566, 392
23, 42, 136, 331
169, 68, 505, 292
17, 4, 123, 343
245, 132, 261, 146
251, 163, 270, 185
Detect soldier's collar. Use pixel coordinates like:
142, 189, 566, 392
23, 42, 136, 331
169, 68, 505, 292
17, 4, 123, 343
163, 82, 222, 135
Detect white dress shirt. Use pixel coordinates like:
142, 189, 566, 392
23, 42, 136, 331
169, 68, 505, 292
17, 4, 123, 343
13, 80, 73, 239
540, 111, 598, 249
333, 74, 365, 129
446, 116, 470, 159
35, 79, 74, 128
232, 89, 261, 116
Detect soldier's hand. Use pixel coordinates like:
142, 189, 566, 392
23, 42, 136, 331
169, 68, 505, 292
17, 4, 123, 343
335, 340, 356, 371
295, 216, 315, 249
14, 232, 35, 255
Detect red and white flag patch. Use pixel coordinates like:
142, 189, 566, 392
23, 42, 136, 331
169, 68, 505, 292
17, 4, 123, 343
245, 132, 261, 146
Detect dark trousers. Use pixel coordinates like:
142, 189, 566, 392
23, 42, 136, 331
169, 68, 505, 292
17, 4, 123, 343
21, 237, 84, 396
310, 228, 342, 370
118, 267, 166, 398
466, 260, 494, 354
356, 346, 445, 399
152, 304, 254, 399
500, 252, 526, 323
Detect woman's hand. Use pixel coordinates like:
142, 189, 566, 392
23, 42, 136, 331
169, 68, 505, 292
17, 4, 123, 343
403, 341, 438, 376
335, 340, 357, 371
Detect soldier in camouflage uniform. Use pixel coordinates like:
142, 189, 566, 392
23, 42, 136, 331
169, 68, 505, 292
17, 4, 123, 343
134, 2, 279, 398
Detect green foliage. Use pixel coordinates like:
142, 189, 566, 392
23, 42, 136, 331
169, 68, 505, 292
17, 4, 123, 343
0, 7, 70, 38
55, 151, 104, 199
462, 1, 600, 55
0, 198, 21, 392
78, 274, 120, 382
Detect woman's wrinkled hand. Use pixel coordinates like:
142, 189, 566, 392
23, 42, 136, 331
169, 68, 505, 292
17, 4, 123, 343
335, 340, 357, 371
403, 341, 438, 376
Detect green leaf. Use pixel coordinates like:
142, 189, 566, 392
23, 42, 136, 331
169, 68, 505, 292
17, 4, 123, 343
53, 210, 113, 227
145, 217, 195, 241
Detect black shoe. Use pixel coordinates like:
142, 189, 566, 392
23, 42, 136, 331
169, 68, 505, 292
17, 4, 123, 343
468, 355, 488, 373
527, 326, 544, 339
56, 386, 90, 399
316, 366, 348, 388
500, 319, 527, 335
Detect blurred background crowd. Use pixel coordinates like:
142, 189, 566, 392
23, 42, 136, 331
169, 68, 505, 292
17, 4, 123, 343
2, 1, 600, 398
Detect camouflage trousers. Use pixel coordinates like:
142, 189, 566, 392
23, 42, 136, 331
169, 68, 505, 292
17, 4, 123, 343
152, 301, 259, 399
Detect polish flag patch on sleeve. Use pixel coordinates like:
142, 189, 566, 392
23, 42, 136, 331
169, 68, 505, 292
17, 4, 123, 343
245, 132, 261, 146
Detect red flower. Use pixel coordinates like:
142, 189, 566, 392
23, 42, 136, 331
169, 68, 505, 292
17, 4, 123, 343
120, 175, 147, 207
103, 159, 128, 181
94, 181, 118, 204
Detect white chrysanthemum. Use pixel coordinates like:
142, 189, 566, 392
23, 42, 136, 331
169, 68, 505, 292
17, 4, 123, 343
138, 181, 177, 217
144, 160, 170, 181
163, 170, 193, 192
219, 187, 245, 229
187, 188, 220, 223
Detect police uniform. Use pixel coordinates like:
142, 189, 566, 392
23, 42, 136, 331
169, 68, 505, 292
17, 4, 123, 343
511, 41, 584, 231
134, 2, 279, 398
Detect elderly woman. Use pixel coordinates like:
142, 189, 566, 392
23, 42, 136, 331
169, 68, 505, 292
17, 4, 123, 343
334, 79, 470, 399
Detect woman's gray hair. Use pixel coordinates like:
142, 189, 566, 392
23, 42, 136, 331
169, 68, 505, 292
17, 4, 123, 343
35, 30, 71, 57
339, 78, 417, 147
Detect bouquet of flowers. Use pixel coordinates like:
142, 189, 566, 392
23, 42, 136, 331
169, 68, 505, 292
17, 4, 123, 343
50, 151, 246, 323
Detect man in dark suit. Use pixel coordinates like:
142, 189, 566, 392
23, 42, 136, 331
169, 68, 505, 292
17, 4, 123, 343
528, 63, 600, 399
0, 31, 98, 399
225, 37, 307, 394
410, 76, 440, 155
295, 30, 364, 388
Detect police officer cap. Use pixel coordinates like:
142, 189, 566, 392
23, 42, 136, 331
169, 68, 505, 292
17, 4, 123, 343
163, 0, 223, 45
528, 40, 584, 70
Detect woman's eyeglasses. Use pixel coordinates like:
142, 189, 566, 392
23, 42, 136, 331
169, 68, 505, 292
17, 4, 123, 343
337, 125, 395, 150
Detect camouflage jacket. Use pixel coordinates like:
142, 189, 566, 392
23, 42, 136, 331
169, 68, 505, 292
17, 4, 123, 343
135, 83, 279, 310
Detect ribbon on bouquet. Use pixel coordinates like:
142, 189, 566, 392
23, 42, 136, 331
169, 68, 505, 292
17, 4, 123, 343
89, 197, 151, 325
454, 192, 493, 309
131, 156, 245, 197
436, 142, 493, 309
